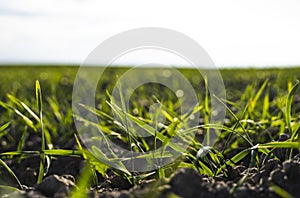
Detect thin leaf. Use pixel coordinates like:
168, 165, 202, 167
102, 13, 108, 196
0, 158, 23, 189
270, 184, 294, 198
7, 94, 40, 122
250, 79, 268, 111
217, 148, 251, 174
36, 80, 46, 184
258, 142, 299, 149
286, 80, 299, 138
213, 95, 253, 145
0, 121, 11, 132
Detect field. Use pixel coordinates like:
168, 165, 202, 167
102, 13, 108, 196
0, 66, 299, 198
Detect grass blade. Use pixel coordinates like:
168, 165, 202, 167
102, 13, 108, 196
213, 95, 253, 145
0, 185, 21, 195
270, 184, 294, 198
0, 121, 11, 138
286, 80, 299, 139
0, 158, 23, 189
7, 94, 40, 122
36, 80, 46, 184
258, 142, 299, 149
0, 121, 11, 132
250, 79, 268, 112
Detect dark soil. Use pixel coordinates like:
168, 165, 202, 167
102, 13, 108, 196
1, 133, 300, 198
2, 150, 300, 198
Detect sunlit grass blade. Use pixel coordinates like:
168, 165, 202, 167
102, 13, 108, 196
0, 121, 11, 138
0, 151, 40, 157
270, 184, 294, 198
71, 162, 93, 198
198, 160, 214, 177
47, 97, 64, 123
0, 149, 81, 157
203, 76, 211, 145
0, 101, 37, 131
0, 101, 14, 111
250, 79, 268, 112
0, 121, 11, 132
43, 149, 82, 156
262, 89, 270, 120
36, 80, 46, 184
258, 142, 299, 149
286, 80, 299, 138
14, 109, 37, 131
7, 94, 40, 122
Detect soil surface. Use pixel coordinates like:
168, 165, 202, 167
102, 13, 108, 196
2, 150, 300, 198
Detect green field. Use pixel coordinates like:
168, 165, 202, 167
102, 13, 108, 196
0, 66, 299, 197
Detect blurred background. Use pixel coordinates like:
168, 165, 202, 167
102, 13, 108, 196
0, 0, 300, 68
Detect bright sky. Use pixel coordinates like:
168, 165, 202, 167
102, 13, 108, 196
0, 0, 300, 67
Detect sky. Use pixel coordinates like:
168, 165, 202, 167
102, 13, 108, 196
0, 0, 300, 68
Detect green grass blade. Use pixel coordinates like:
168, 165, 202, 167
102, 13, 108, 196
0, 185, 21, 195
198, 160, 214, 177
217, 148, 251, 174
201, 124, 253, 146
14, 109, 37, 131
270, 184, 294, 198
258, 142, 299, 149
6, 94, 23, 109
0, 121, 11, 132
0, 121, 11, 138
79, 103, 114, 121
91, 146, 129, 175
203, 76, 211, 145
36, 80, 46, 184
123, 112, 185, 153
71, 162, 92, 198
0, 151, 40, 157
7, 94, 40, 122
250, 79, 268, 112
47, 97, 63, 123
106, 100, 185, 153
286, 80, 299, 138
262, 90, 270, 120
17, 126, 27, 152
36, 81, 43, 116
43, 149, 82, 156
0, 158, 23, 189
213, 95, 253, 145
135, 150, 173, 159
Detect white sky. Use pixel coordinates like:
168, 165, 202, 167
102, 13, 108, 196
0, 0, 300, 67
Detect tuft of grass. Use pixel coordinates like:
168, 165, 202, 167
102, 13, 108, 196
0, 67, 299, 197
